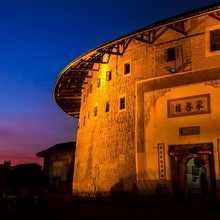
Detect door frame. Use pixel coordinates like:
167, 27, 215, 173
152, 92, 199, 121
169, 142, 216, 199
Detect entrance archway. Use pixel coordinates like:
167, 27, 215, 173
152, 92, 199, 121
169, 143, 216, 200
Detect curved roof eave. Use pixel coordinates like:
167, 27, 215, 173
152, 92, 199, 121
53, 2, 220, 118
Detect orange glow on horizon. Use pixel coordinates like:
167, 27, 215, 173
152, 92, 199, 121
0, 156, 43, 167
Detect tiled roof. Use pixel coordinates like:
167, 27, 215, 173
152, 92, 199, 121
36, 142, 76, 157
54, 2, 220, 118
72, 2, 220, 62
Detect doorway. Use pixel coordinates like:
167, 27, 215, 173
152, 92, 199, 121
169, 143, 216, 199
186, 157, 206, 195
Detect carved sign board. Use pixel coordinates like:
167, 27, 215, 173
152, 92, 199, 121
168, 94, 210, 118
158, 143, 166, 179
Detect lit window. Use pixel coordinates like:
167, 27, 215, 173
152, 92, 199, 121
166, 47, 176, 61
106, 71, 112, 81
105, 102, 110, 113
210, 29, 220, 52
124, 62, 130, 75
119, 96, 126, 110
97, 78, 101, 88
94, 106, 98, 117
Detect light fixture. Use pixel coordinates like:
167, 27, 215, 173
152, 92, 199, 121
169, 68, 176, 73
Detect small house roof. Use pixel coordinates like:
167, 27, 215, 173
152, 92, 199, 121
36, 142, 76, 157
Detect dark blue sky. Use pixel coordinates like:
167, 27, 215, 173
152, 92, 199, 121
0, 0, 219, 166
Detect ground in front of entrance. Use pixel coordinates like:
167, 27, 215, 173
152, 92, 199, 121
1, 195, 220, 220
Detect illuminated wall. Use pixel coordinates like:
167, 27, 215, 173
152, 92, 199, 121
136, 81, 220, 193
65, 9, 220, 196
74, 43, 142, 193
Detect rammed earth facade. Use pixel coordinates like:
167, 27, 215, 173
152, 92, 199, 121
54, 3, 220, 199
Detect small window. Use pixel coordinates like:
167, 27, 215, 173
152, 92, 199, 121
105, 102, 110, 113
210, 29, 220, 52
124, 62, 130, 75
89, 84, 93, 93
88, 110, 90, 119
106, 71, 112, 81
83, 116, 86, 126
205, 25, 220, 57
119, 96, 125, 110
97, 78, 101, 88
166, 47, 176, 61
94, 106, 98, 117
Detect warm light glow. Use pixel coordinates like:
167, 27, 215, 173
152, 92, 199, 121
100, 63, 108, 89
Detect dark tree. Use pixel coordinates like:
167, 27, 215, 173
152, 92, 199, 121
0, 160, 13, 192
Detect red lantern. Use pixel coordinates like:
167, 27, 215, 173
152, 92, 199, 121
169, 150, 183, 157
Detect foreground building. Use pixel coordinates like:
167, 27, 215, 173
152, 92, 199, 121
54, 3, 220, 199
36, 142, 76, 193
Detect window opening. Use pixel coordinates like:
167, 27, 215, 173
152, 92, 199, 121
124, 62, 130, 75
166, 47, 176, 61
94, 106, 98, 117
106, 71, 112, 81
105, 102, 110, 113
119, 97, 125, 110
97, 78, 101, 88
210, 29, 220, 52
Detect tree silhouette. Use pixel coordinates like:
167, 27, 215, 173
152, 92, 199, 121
0, 160, 13, 192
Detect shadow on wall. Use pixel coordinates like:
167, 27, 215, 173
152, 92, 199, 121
110, 176, 138, 198
137, 171, 171, 194
110, 178, 130, 198
110, 178, 124, 194
108, 172, 172, 198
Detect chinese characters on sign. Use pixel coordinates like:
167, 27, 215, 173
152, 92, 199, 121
168, 94, 210, 118
158, 143, 166, 179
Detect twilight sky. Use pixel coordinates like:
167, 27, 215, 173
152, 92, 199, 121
0, 0, 219, 166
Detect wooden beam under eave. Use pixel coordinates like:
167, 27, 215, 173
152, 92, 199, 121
61, 105, 81, 110
167, 25, 187, 35
56, 96, 81, 100
56, 92, 82, 96
76, 82, 88, 85
67, 111, 80, 114
58, 104, 81, 109
68, 112, 80, 117
209, 13, 220, 21
70, 68, 99, 72
65, 108, 80, 112
66, 87, 84, 92
64, 75, 92, 79
153, 27, 169, 42
132, 36, 151, 44
58, 82, 88, 87
80, 59, 107, 64
68, 111, 79, 113
97, 49, 123, 55
121, 38, 132, 54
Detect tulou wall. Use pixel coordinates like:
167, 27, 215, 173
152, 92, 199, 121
72, 13, 220, 196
